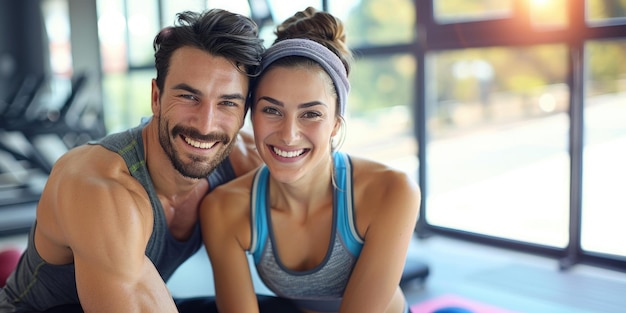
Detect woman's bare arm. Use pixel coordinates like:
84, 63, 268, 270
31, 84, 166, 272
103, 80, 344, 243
200, 182, 260, 313
340, 163, 421, 313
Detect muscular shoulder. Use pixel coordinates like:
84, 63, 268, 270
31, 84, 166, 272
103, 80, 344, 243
39, 145, 152, 246
49, 144, 144, 196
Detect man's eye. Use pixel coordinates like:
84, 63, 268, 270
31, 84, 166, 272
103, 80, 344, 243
179, 94, 197, 101
222, 101, 237, 107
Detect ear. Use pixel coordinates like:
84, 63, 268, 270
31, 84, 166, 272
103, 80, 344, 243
331, 116, 341, 137
151, 79, 160, 116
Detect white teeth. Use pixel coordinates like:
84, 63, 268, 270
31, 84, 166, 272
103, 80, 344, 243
273, 147, 304, 158
184, 137, 215, 149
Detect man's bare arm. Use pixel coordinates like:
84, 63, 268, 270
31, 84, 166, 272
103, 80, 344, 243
52, 149, 178, 312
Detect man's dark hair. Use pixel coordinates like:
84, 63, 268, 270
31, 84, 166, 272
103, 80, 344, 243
153, 9, 264, 92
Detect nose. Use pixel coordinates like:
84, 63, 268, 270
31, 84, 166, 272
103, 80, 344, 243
193, 102, 216, 134
278, 114, 300, 145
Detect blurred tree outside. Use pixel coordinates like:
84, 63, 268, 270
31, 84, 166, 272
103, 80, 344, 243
336, 0, 416, 161
587, 40, 626, 96
345, 0, 415, 47
434, 0, 513, 22
435, 46, 568, 101
99, 0, 626, 135
588, 0, 626, 20
341, 0, 416, 116
342, 0, 571, 134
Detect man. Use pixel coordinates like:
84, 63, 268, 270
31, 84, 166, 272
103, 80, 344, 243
0, 9, 264, 312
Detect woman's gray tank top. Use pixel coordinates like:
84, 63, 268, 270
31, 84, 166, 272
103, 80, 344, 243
249, 152, 364, 312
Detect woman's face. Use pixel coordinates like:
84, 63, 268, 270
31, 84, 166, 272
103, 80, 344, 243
251, 65, 339, 183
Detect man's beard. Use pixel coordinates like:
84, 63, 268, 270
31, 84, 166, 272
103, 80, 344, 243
158, 117, 235, 179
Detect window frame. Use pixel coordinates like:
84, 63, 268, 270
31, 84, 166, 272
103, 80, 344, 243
351, 0, 626, 272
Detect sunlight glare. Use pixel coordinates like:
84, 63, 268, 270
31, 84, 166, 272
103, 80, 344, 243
530, 0, 551, 8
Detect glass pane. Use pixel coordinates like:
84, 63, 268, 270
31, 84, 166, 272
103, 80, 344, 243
268, 0, 321, 25
42, 0, 73, 77
331, 0, 415, 47
529, 0, 568, 29
426, 45, 570, 247
97, 0, 127, 73
587, 0, 626, 25
162, 1, 253, 39
102, 69, 154, 133
161, 0, 206, 27
581, 39, 626, 256
343, 54, 417, 176
434, 0, 513, 24
258, 1, 322, 46
126, 0, 160, 66
206, 0, 251, 16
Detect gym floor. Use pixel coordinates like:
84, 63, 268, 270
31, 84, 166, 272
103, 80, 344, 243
401, 236, 626, 313
2, 232, 625, 313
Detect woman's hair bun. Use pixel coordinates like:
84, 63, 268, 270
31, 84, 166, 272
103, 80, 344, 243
274, 7, 352, 75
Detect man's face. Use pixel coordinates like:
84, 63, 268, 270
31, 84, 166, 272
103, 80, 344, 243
151, 46, 249, 179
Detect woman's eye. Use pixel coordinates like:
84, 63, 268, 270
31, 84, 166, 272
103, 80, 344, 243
262, 107, 281, 115
302, 111, 322, 119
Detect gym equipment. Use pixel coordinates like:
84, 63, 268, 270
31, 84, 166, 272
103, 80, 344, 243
0, 72, 106, 236
401, 258, 430, 289
0, 247, 22, 287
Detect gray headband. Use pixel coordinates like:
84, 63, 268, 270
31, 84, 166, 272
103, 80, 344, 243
259, 38, 350, 116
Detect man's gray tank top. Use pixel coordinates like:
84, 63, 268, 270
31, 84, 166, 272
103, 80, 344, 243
0, 121, 236, 312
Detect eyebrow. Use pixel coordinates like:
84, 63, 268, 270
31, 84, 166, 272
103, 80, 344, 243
172, 83, 245, 101
172, 83, 202, 96
257, 96, 327, 109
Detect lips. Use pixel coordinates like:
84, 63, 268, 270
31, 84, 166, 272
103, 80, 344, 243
183, 135, 217, 149
172, 124, 230, 151
272, 146, 306, 158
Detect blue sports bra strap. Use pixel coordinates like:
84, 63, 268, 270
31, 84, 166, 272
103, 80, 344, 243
250, 166, 270, 264
334, 152, 364, 257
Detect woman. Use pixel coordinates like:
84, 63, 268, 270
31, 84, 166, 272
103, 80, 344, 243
200, 7, 420, 313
